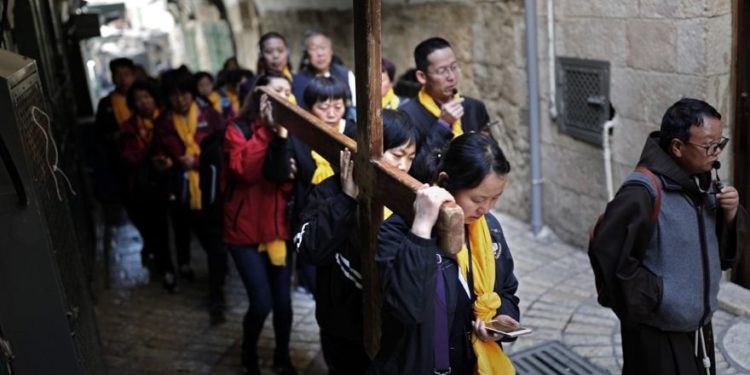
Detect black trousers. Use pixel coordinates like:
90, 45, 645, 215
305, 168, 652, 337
621, 320, 716, 375
170, 203, 227, 300
125, 196, 171, 273
320, 330, 371, 375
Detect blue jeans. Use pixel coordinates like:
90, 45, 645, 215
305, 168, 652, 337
228, 244, 293, 368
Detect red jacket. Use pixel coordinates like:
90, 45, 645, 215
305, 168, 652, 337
223, 117, 293, 245
120, 113, 160, 197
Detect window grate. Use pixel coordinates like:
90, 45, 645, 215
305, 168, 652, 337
556, 57, 611, 146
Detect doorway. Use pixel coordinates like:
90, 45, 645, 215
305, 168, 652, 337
731, 0, 750, 288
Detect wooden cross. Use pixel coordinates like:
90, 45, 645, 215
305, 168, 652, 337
259, 0, 464, 356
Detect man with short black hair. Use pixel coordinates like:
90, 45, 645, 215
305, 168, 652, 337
590, 98, 747, 375
93, 58, 137, 228
399, 37, 490, 182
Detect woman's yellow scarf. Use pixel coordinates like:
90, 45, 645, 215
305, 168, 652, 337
417, 87, 463, 138
226, 91, 240, 114
208, 91, 222, 113
282, 66, 293, 81
457, 216, 515, 375
382, 87, 400, 109
173, 102, 202, 210
259, 240, 286, 266
137, 109, 160, 142
311, 120, 345, 185
111, 92, 132, 126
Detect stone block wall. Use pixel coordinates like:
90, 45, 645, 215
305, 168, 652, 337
544, 0, 734, 246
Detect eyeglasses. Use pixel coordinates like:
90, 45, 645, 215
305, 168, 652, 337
429, 63, 461, 78
686, 136, 729, 156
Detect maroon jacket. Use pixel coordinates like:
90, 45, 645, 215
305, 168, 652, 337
222, 117, 292, 245
155, 102, 225, 207
119, 113, 161, 198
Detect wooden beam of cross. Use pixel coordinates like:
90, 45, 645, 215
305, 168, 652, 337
259, 0, 464, 358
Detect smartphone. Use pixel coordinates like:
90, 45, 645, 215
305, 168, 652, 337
485, 321, 533, 338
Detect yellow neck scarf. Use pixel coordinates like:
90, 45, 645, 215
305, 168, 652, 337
259, 240, 287, 266
208, 91, 222, 113
141, 108, 160, 131
282, 66, 293, 81
382, 87, 400, 109
226, 91, 240, 114
311, 121, 345, 185
457, 216, 515, 375
111, 92, 132, 126
418, 87, 463, 138
173, 103, 202, 210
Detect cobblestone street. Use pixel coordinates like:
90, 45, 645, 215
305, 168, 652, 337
97, 212, 750, 374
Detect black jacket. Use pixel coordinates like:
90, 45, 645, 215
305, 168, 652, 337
295, 176, 366, 348
368, 213, 520, 374
286, 120, 356, 232
399, 96, 489, 182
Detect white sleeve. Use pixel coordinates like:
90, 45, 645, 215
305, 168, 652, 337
348, 70, 357, 107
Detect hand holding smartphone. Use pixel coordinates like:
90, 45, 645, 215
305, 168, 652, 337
484, 320, 533, 338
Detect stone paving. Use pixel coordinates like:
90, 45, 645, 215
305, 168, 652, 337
96, 211, 750, 374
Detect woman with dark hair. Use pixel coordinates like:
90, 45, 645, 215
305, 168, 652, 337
222, 72, 298, 375
295, 30, 356, 119
380, 58, 400, 109
288, 76, 356, 296
370, 133, 521, 374
295, 110, 419, 374
155, 68, 228, 324
120, 81, 175, 289
239, 32, 298, 104
194, 71, 222, 113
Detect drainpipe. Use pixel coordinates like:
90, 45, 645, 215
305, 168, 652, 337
602, 119, 616, 201
525, 0, 544, 235
547, 0, 557, 120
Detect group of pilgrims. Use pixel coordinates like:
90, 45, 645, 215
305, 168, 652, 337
93, 30, 521, 375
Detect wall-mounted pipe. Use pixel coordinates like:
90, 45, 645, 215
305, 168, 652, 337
525, 0, 544, 235
602, 119, 616, 201
547, 0, 557, 120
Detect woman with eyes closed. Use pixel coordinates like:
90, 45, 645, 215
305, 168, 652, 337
369, 133, 521, 375
294, 110, 419, 374
286, 76, 356, 297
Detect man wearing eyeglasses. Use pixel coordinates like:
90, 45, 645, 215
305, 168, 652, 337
398, 37, 490, 182
590, 98, 747, 375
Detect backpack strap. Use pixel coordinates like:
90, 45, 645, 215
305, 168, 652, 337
632, 166, 662, 221
231, 120, 253, 140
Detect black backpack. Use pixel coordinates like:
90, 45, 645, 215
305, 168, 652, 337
587, 166, 661, 308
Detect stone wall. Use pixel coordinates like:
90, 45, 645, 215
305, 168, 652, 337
543, 0, 733, 246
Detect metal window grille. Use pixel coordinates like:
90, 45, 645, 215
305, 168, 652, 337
556, 57, 611, 146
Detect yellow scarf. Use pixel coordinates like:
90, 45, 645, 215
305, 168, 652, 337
382, 87, 400, 109
282, 66, 293, 81
226, 91, 240, 114
141, 108, 160, 131
418, 87, 463, 138
208, 91, 222, 113
259, 240, 287, 266
457, 216, 515, 375
111, 92, 132, 126
311, 121, 345, 185
173, 102, 202, 210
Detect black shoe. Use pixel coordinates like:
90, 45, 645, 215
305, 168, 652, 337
162, 272, 177, 293
272, 361, 298, 375
178, 264, 195, 282
273, 353, 298, 375
209, 309, 226, 326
